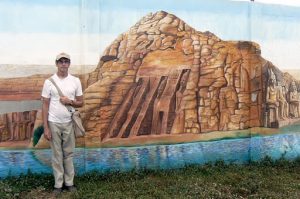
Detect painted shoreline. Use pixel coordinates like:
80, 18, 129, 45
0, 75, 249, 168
0, 123, 299, 150
0, 128, 268, 149
99, 125, 298, 148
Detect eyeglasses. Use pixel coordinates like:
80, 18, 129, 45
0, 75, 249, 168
57, 60, 70, 64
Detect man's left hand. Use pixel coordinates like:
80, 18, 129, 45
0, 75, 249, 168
60, 96, 72, 105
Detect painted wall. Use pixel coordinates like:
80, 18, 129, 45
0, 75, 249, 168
1, 0, 300, 178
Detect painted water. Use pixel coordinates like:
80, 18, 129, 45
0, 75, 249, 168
0, 100, 41, 114
1, 130, 300, 178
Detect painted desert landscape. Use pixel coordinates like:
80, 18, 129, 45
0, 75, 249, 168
1, 11, 300, 149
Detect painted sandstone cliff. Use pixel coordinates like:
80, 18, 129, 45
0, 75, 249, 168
0, 111, 37, 142
1, 11, 299, 147
79, 11, 299, 146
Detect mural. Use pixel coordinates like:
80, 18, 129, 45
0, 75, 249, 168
1, 0, 300, 178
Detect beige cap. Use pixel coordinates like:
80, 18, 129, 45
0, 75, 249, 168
56, 52, 70, 61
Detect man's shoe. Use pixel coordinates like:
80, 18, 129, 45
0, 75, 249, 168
65, 185, 77, 192
53, 187, 62, 195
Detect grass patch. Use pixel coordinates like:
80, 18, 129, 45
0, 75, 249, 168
1, 157, 300, 198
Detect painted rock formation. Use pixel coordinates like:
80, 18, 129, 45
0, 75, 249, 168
81, 10, 300, 146
0, 111, 37, 142
262, 63, 300, 128
0, 74, 89, 101
0, 75, 49, 101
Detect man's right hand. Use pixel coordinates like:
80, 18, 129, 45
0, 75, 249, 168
44, 127, 52, 141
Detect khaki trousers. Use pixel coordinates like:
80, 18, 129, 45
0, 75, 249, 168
49, 121, 75, 188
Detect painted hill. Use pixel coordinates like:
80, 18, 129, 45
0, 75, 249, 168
80, 11, 299, 146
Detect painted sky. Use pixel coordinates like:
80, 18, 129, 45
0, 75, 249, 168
0, 0, 299, 70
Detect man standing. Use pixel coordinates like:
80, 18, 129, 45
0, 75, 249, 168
41, 52, 83, 194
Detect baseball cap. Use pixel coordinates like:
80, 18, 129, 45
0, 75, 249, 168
56, 52, 70, 61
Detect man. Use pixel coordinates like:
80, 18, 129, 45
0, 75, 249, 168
41, 52, 83, 194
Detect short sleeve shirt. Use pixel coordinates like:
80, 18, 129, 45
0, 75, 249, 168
41, 73, 83, 123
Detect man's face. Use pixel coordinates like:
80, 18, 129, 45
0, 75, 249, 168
56, 58, 70, 72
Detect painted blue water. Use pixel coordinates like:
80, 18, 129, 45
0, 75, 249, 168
0, 100, 41, 114
0, 150, 51, 177
1, 130, 300, 178
250, 133, 300, 161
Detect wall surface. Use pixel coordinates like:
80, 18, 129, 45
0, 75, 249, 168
0, 0, 300, 178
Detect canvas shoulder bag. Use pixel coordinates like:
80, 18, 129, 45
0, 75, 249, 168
49, 77, 85, 138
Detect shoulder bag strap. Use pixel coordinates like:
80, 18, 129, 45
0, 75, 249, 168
49, 77, 64, 97
48, 77, 73, 112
